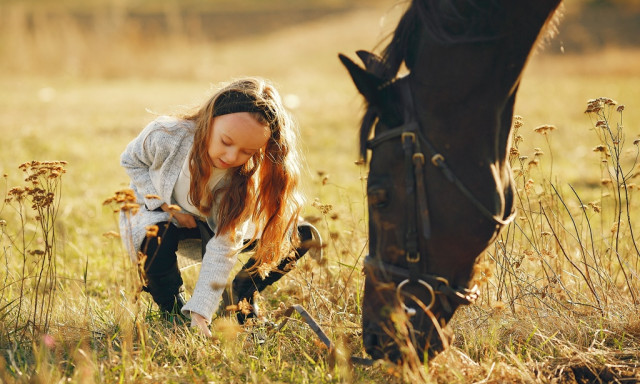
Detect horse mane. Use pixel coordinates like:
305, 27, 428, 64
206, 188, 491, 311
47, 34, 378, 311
534, 3, 564, 53
358, 0, 505, 159
381, 0, 504, 73
358, 0, 561, 160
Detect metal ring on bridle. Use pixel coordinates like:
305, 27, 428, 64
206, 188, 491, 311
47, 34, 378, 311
431, 153, 444, 166
396, 279, 436, 314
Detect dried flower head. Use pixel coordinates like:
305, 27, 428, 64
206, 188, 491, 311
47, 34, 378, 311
145, 225, 159, 238
104, 189, 137, 205
7, 186, 27, 201
593, 145, 609, 155
167, 204, 182, 212
237, 298, 253, 315
103, 231, 121, 239
312, 198, 333, 215
611, 222, 619, 234
585, 97, 617, 114
585, 99, 602, 114
123, 203, 140, 215
512, 115, 524, 129
525, 178, 535, 191
103, 189, 140, 215
533, 125, 557, 135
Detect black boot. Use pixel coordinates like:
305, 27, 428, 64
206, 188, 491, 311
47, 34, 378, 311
224, 223, 321, 324
144, 261, 188, 321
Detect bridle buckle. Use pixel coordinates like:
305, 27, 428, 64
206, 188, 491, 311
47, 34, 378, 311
401, 132, 416, 144
406, 252, 420, 263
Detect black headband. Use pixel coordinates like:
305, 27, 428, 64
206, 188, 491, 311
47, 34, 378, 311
213, 91, 276, 123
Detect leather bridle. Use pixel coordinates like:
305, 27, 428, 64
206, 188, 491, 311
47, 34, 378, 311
363, 77, 516, 315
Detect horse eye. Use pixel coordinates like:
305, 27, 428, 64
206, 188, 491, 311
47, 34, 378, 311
368, 187, 389, 208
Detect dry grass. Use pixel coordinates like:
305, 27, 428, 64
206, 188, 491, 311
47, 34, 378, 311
1, 1, 640, 383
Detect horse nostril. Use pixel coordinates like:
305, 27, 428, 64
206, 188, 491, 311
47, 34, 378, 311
368, 187, 389, 208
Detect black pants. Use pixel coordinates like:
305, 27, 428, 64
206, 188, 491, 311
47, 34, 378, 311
141, 222, 204, 276
140, 221, 313, 315
139, 222, 204, 313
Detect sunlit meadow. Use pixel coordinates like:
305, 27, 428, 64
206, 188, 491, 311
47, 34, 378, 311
1, 1, 640, 382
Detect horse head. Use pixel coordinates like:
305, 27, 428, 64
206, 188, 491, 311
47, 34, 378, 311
340, 0, 562, 362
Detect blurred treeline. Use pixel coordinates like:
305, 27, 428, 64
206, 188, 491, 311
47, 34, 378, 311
560, 0, 640, 52
0, 0, 385, 77
1, 0, 639, 77
0, 0, 382, 43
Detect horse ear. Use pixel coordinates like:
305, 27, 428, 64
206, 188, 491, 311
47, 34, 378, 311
355, 50, 391, 77
339, 53, 385, 105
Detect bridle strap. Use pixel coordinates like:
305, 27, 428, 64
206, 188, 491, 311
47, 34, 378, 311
398, 82, 427, 283
367, 124, 415, 148
416, 128, 517, 226
367, 125, 516, 228
402, 130, 420, 266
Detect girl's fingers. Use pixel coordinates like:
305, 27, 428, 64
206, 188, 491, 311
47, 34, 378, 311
200, 323, 212, 338
191, 313, 212, 337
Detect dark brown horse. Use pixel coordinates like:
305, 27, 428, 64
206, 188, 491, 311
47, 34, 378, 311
340, 0, 562, 362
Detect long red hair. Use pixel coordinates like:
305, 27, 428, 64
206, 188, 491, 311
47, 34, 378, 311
181, 78, 303, 271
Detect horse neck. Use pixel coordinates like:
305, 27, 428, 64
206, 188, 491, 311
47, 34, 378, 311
410, 82, 512, 167
408, 10, 554, 168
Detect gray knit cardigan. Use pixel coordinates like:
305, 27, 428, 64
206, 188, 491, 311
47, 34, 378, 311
120, 116, 247, 324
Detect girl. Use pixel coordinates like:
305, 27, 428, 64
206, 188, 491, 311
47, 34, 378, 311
119, 77, 320, 335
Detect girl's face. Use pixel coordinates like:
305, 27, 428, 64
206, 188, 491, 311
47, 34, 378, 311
208, 112, 270, 170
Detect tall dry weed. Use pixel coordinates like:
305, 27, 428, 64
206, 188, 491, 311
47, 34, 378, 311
1, 161, 66, 346
479, 99, 638, 317
456, 98, 640, 383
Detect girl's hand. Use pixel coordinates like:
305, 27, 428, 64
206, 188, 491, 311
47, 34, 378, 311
160, 203, 197, 228
173, 211, 197, 228
190, 312, 212, 337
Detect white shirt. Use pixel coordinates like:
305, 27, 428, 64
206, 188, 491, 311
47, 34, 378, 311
172, 152, 229, 221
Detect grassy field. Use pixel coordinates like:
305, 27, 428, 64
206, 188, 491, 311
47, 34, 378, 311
1, 1, 640, 383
